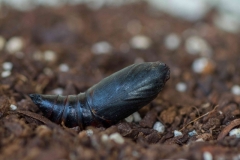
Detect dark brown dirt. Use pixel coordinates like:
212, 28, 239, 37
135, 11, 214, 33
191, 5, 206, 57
0, 2, 240, 160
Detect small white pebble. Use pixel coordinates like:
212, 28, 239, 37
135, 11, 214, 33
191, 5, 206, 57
52, 88, 64, 95
231, 85, 240, 96
125, 114, 133, 123
0, 36, 6, 51
44, 50, 56, 61
188, 130, 197, 137
195, 57, 215, 74
43, 67, 54, 76
185, 36, 201, 55
174, 130, 183, 137
176, 82, 187, 92
10, 104, 17, 110
219, 111, 223, 115
133, 112, 142, 122
164, 33, 181, 50
185, 36, 212, 57
109, 133, 124, 144
229, 128, 240, 138
85, 1, 105, 10
214, 13, 240, 34
6, 37, 24, 53
201, 102, 211, 109
101, 134, 109, 143
192, 57, 208, 73
59, 63, 69, 72
91, 41, 112, 54
203, 151, 213, 160
2, 62, 13, 71
130, 35, 152, 50
1, 70, 11, 78
148, 0, 209, 21
86, 129, 93, 136
153, 121, 165, 133
196, 138, 204, 142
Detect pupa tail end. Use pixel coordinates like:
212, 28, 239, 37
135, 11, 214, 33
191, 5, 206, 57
29, 94, 58, 118
29, 94, 42, 106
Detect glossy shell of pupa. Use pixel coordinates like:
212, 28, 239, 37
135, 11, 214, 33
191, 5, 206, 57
30, 62, 170, 128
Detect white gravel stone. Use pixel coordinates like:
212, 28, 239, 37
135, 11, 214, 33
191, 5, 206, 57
1, 0, 35, 11
85, 1, 105, 10
148, 0, 210, 21
176, 82, 187, 92
130, 35, 152, 50
52, 88, 64, 95
196, 138, 204, 142
214, 12, 240, 34
125, 114, 133, 123
201, 102, 211, 109
44, 50, 57, 61
192, 57, 209, 73
43, 67, 54, 76
109, 133, 124, 144
101, 134, 109, 143
10, 104, 17, 110
229, 128, 240, 138
203, 151, 213, 160
231, 85, 240, 96
0, 0, 140, 10
185, 36, 212, 56
2, 62, 13, 71
59, 63, 69, 72
35, 0, 65, 7
164, 33, 181, 50
216, 0, 240, 16
1, 71, 11, 78
153, 121, 165, 133
6, 37, 24, 53
133, 112, 141, 122
91, 41, 112, 54
174, 130, 183, 137
188, 130, 197, 137
86, 129, 93, 136
0, 36, 6, 51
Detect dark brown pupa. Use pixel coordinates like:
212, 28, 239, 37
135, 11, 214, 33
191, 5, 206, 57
30, 62, 170, 129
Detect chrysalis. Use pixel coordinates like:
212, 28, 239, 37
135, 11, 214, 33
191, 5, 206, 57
30, 62, 170, 129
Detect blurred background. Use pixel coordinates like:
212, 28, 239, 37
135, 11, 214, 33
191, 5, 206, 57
1, 0, 240, 32
0, 0, 239, 96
